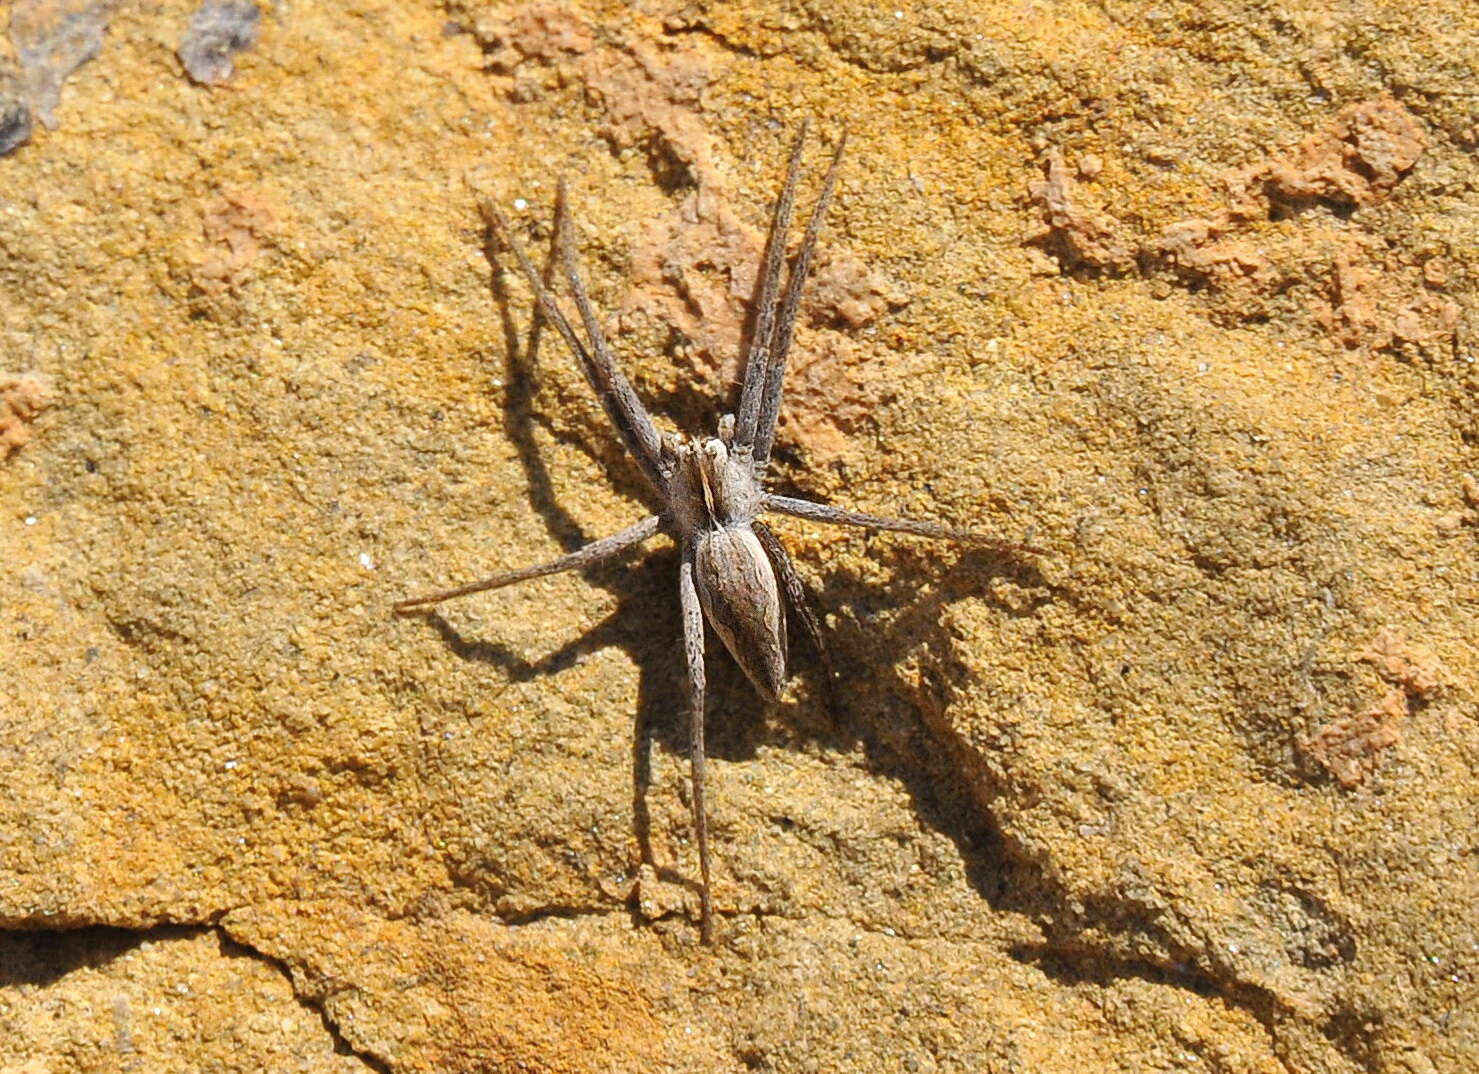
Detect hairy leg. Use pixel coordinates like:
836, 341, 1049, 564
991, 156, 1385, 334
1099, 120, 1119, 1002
393, 515, 661, 612
734, 124, 809, 448
762, 493, 1043, 553
480, 198, 667, 491
678, 546, 715, 943
750, 132, 848, 470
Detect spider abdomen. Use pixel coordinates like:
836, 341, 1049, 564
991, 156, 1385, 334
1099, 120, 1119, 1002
693, 525, 787, 700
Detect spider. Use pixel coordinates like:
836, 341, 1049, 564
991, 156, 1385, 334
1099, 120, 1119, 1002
395, 125, 1037, 943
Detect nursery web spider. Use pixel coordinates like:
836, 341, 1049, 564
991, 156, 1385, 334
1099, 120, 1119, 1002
396, 125, 1037, 943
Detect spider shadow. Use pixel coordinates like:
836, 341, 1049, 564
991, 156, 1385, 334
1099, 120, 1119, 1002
485, 204, 653, 543
789, 533, 1053, 913
405, 212, 776, 897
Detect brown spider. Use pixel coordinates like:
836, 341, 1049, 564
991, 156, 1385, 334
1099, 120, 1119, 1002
396, 125, 1036, 943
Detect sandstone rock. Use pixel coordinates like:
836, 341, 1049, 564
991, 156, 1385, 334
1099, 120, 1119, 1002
2, 2, 1474, 1072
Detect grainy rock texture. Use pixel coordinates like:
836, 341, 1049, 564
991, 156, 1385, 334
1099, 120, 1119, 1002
2, 1, 1475, 1072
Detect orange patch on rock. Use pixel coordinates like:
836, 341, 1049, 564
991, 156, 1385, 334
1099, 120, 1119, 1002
1312, 241, 1458, 353
809, 247, 908, 330
1152, 99, 1450, 348
1304, 688, 1407, 790
472, 3, 596, 70
1027, 148, 1134, 274
1, 371, 52, 459
1229, 98, 1427, 214
194, 189, 278, 295
1157, 217, 1278, 315
777, 333, 897, 463
1303, 630, 1443, 788
1361, 629, 1443, 700
470, 2, 718, 182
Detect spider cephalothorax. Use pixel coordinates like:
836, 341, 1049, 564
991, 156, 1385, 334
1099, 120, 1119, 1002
396, 125, 1035, 943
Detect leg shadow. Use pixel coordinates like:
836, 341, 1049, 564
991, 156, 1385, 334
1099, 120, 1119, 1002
785, 529, 1053, 911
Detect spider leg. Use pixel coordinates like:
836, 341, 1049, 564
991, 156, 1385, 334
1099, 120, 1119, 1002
392, 515, 661, 612
734, 123, 809, 447
754, 521, 835, 709
480, 196, 668, 493
678, 545, 716, 944
762, 493, 1044, 554
749, 132, 848, 470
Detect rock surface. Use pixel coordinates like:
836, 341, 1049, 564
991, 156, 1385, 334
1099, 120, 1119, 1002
2, 1, 1475, 1072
